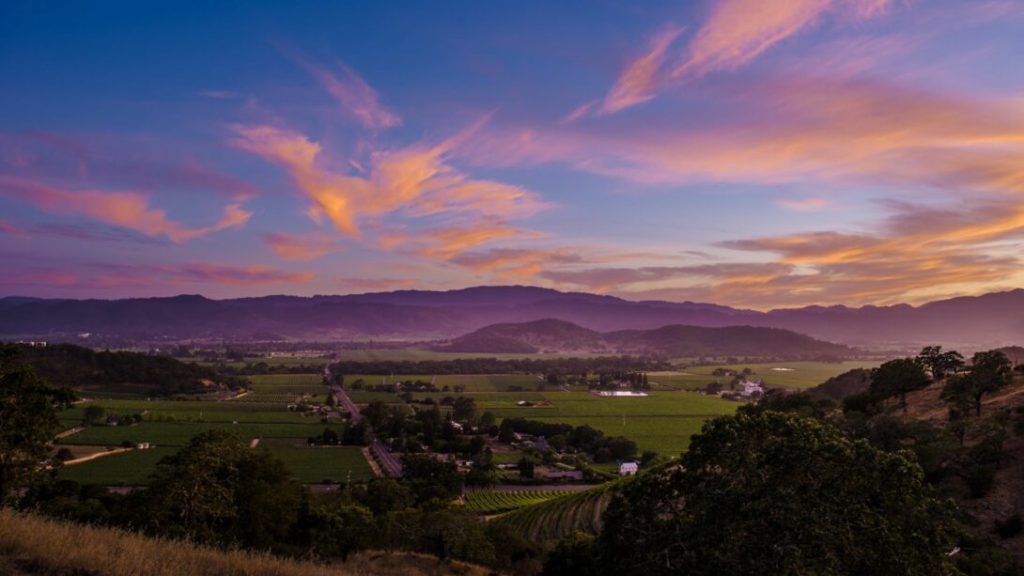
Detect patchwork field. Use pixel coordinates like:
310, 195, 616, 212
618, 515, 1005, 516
56, 370, 376, 486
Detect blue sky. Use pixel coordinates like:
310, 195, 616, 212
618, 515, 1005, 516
3, 0, 1024, 308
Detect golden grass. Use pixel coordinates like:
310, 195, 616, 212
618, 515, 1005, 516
0, 509, 495, 576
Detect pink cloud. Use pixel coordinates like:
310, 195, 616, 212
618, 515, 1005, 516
582, 0, 897, 116
263, 232, 340, 261
0, 219, 28, 238
288, 50, 401, 130
776, 197, 829, 212
0, 175, 251, 243
91, 262, 314, 287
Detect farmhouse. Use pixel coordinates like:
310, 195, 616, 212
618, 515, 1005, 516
619, 462, 639, 476
740, 379, 765, 397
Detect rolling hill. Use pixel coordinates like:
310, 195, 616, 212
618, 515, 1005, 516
442, 319, 854, 359
2, 285, 1023, 348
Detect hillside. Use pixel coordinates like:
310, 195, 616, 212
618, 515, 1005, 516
5, 343, 244, 396
444, 319, 608, 353
2, 286, 1024, 347
0, 509, 492, 576
442, 319, 854, 359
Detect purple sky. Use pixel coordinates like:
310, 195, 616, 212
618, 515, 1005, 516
3, 0, 1024, 309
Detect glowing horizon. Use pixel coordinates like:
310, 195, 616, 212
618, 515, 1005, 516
3, 1, 1024, 310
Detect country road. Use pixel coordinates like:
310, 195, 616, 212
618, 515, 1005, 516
325, 366, 403, 477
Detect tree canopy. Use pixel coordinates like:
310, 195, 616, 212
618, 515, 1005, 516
597, 412, 959, 576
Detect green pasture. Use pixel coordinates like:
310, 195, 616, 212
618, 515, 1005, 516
262, 440, 375, 483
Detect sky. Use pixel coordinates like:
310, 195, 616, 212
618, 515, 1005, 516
3, 0, 1024, 309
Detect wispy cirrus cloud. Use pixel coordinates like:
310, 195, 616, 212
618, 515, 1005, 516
91, 262, 314, 287
263, 231, 340, 261
0, 219, 27, 238
577, 0, 896, 117
287, 49, 401, 130
0, 176, 251, 243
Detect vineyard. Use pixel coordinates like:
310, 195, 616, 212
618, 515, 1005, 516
492, 484, 615, 543
462, 488, 577, 514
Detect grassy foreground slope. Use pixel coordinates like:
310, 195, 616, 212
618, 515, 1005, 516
0, 509, 491, 576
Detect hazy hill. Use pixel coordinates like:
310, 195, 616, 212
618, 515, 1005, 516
445, 318, 608, 353
443, 319, 854, 359
2, 286, 1023, 347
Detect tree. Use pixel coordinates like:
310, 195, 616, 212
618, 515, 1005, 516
518, 456, 536, 479
82, 404, 106, 425
940, 374, 974, 425
870, 358, 930, 412
917, 346, 965, 380
0, 347, 74, 505
542, 532, 599, 576
452, 396, 477, 423
143, 430, 306, 550
307, 503, 375, 560
967, 350, 1013, 416
598, 412, 958, 576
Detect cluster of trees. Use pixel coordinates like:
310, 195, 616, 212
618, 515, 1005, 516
8, 343, 249, 396
360, 398, 493, 458
20, 432, 541, 571
329, 356, 671, 376
307, 423, 370, 447
846, 347, 1015, 420
498, 418, 638, 463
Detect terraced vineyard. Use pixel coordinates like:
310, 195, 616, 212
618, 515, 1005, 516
462, 488, 577, 514
492, 484, 615, 543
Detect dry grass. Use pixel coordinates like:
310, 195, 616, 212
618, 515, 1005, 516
0, 509, 496, 576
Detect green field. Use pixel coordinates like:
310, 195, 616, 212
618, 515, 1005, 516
493, 485, 614, 543
463, 488, 577, 514
650, 360, 877, 390
483, 390, 738, 454
58, 448, 176, 485
55, 370, 363, 484
263, 440, 375, 483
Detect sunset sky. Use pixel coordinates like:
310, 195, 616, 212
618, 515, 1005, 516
3, 0, 1024, 309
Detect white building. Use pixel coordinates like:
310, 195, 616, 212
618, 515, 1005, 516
740, 379, 764, 397
619, 462, 639, 476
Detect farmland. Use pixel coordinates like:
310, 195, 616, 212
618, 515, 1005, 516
56, 369, 374, 486
650, 360, 877, 390
462, 488, 580, 514
493, 485, 614, 543
54, 352, 867, 486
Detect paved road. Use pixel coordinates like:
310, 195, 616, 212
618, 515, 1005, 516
325, 366, 403, 477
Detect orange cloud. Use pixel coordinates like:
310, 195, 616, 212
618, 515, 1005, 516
584, 0, 896, 115
0, 176, 251, 242
263, 232, 340, 261
600, 26, 685, 114
231, 123, 546, 258
776, 197, 829, 212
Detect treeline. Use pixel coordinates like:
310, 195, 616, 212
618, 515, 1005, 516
498, 418, 638, 463
330, 355, 671, 376
3, 343, 248, 395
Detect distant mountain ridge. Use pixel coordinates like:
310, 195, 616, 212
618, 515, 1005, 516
444, 318, 854, 359
1, 285, 1023, 347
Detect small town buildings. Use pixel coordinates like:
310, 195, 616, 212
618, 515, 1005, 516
619, 462, 639, 476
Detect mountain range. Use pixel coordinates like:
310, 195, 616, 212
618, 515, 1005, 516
1, 286, 1023, 348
